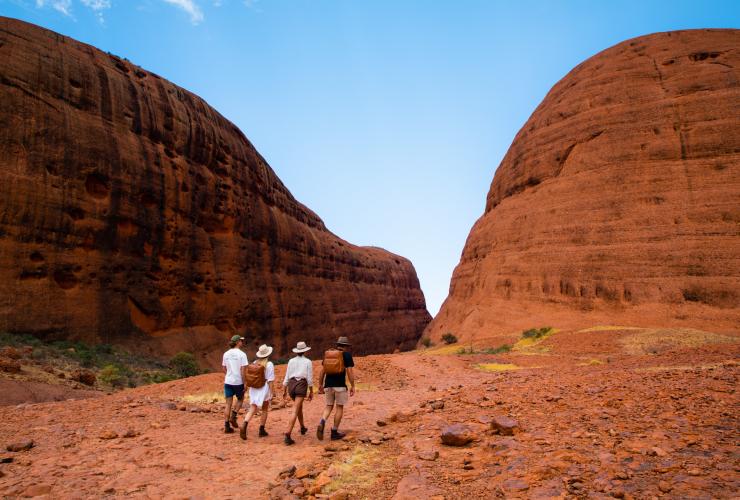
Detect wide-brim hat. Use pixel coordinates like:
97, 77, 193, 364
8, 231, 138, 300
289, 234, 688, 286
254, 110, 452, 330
256, 344, 273, 358
292, 341, 311, 353
336, 336, 351, 346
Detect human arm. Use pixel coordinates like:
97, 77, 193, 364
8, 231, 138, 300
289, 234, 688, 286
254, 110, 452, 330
307, 360, 314, 401
347, 367, 356, 396
317, 365, 325, 394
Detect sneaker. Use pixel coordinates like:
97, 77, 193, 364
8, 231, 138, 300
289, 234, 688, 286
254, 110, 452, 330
224, 422, 234, 434
330, 429, 345, 441
258, 426, 269, 437
229, 411, 238, 428
239, 422, 247, 440
284, 434, 295, 446
316, 421, 325, 441
300, 426, 308, 435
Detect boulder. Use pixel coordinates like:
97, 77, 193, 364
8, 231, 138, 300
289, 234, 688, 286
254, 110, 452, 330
441, 424, 476, 446
6, 440, 34, 452
491, 416, 520, 435
71, 370, 96, 386
0, 358, 21, 374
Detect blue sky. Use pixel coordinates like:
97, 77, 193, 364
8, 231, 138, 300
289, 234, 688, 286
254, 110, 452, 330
2, 1, 739, 315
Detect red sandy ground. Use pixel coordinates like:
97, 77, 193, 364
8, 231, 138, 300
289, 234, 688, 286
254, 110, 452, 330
0, 327, 737, 499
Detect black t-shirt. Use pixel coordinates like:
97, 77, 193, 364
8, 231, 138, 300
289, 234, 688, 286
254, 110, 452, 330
323, 351, 354, 388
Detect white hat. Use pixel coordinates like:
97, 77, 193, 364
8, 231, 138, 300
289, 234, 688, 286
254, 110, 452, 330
256, 344, 273, 358
292, 341, 311, 353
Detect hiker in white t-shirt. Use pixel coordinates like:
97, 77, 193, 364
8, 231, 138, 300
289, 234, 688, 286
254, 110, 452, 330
282, 341, 314, 445
222, 335, 248, 434
239, 344, 275, 440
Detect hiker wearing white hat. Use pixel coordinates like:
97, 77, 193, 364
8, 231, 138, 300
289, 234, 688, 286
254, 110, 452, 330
239, 344, 275, 440
282, 341, 314, 445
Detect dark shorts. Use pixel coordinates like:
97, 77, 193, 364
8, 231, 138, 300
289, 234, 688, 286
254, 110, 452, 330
224, 383, 244, 400
287, 378, 308, 400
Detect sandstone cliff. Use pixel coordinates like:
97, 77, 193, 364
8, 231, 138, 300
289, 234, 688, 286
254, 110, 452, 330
0, 17, 430, 366
426, 29, 740, 344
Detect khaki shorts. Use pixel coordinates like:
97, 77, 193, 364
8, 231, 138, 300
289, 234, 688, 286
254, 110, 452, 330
325, 387, 348, 406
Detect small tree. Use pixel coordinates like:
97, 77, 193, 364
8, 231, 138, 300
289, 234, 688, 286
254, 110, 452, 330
170, 352, 200, 378
441, 333, 458, 345
421, 337, 433, 348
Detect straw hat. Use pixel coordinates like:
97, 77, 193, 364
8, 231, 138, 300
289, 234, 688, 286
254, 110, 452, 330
255, 344, 273, 358
292, 341, 311, 353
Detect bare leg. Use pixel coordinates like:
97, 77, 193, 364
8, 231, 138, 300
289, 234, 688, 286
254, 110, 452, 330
260, 400, 270, 427
333, 404, 344, 430
240, 403, 258, 440
322, 404, 334, 421
233, 397, 244, 414
297, 399, 305, 429
245, 403, 258, 424
286, 397, 304, 434
224, 397, 233, 423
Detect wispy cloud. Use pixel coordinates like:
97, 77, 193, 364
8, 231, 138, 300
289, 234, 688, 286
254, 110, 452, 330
36, 0, 73, 17
162, 0, 204, 25
80, 0, 111, 24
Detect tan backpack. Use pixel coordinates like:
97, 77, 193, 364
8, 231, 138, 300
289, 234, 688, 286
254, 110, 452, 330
244, 362, 266, 388
323, 350, 345, 375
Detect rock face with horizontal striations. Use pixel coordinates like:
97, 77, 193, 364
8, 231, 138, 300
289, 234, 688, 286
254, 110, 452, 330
0, 17, 430, 366
425, 29, 740, 344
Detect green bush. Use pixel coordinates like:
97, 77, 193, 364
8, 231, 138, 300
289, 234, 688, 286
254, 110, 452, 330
170, 352, 200, 378
441, 333, 458, 345
522, 327, 553, 340
99, 364, 125, 388
420, 337, 433, 348
484, 344, 512, 354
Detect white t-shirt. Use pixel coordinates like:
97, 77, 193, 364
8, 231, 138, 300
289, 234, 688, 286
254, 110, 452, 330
222, 348, 248, 385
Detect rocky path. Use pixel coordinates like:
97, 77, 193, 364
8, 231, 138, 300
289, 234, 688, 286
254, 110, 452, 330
0, 327, 738, 499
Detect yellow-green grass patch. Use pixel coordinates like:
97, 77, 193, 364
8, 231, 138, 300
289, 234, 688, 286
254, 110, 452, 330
421, 344, 468, 356
354, 382, 377, 392
181, 391, 221, 404
577, 358, 605, 366
579, 325, 644, 332
635, 360, 738, 373
475, 363, 521, 372
620, 328, 737, 355
513, 328, 558, 352
324, 445, 395, 494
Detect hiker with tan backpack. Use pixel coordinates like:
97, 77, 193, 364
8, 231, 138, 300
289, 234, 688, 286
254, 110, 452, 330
316, 336, 355, 441
282, 341, 314, 446
239, 344, 275, 440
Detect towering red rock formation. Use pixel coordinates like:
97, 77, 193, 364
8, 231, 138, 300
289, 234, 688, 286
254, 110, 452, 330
0, 17, 430, 366
426, 30, 740, 344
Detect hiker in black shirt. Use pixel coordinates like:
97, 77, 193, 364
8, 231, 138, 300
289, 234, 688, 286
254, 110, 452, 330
316, 336, 355, 440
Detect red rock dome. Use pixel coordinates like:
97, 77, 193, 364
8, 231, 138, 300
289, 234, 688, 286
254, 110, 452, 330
425, 29, 740, 344
0, 17, 430, 365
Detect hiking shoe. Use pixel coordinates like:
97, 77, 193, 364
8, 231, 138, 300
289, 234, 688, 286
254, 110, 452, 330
239, 422, 247, 440
258, 426, 269, 437
229, 411, 238, 428
224, 422, 234, 434
330, 429, 346, 441
316, 421, 325, 441
300, 426, 308, 435
284, 434, 295, 446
